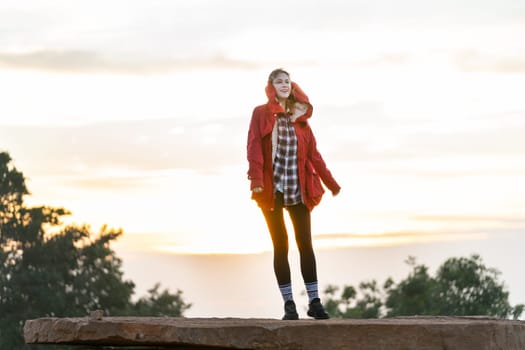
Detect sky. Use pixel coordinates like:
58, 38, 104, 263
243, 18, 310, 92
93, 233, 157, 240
1, 0, 524, 318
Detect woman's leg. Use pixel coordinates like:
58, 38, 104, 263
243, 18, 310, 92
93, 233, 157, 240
262, 192, 291, 286
287, 203, 317, 283
288, 202, 329, 319
263, 193, 300, 319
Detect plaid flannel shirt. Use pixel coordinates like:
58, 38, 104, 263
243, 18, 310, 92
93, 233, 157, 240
273, 114, 302, 206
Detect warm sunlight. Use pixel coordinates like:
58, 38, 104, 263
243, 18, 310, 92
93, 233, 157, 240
25, 157, 523, 255
2, 0, 525, 323
313, 232, 489, 249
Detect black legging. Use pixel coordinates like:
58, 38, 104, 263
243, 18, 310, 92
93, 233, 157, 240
262, 192, 317, 286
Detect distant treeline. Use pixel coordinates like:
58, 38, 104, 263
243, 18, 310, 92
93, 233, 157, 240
322, 254, 523, 320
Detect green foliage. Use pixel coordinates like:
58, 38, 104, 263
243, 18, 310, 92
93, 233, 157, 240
124, 283, 192, 317
0, 152, 191, 349
323, 281, 383, 318
385, 256, 438, 316
324, 255, 524, 320
435, 254, 512, 317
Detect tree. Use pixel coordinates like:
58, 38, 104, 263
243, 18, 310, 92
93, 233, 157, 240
323, 280, 383, 318
385, 256, 438, 317
323, 255, 524, 320
434, 254, 513, 317
386, 254, 521, 318
126, 283, 192, 317
0, 152, 191, 349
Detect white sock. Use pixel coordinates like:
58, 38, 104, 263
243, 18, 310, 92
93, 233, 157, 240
305, 281, 319, 302
279, 283, 294, 302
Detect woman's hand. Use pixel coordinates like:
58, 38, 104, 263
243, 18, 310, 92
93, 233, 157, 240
252, 186, 263, 193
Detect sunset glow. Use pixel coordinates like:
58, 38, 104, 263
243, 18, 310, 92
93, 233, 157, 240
1, 0, 525, 318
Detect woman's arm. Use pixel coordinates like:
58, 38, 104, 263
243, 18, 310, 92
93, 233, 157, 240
247, 107, 265, 190
307, 126, 341, 195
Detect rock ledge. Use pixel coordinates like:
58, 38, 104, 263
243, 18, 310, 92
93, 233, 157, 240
24, 316, 525, 350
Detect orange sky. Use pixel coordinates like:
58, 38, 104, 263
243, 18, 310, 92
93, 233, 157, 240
1, 0, 524, 317
1, 1, 524, 254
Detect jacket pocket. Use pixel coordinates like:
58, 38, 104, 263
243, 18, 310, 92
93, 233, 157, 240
305, 160, 325, 207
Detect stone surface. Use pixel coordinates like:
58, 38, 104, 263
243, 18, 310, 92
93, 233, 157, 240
24, 316, 525, 350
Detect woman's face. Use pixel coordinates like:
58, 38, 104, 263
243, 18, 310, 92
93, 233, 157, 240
272, 72, 291, 100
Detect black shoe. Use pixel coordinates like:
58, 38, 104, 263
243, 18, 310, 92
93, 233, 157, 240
282, 300, 299, 320
307, 298, 330, 319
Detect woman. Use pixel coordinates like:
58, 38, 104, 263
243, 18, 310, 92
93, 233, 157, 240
247, 68, 341, 320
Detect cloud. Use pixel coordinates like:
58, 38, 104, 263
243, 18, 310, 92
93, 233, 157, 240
413, 215, 525, 224
315, 232, 428, 240
0, 118, 247, 177
313, 230, 489, 247
319, 104, 525, 168
0, 50, 257, 74
315, 231, 481, 241
63, 176, 154, 190
354, 54, 411, 68
455, 50, 525, 73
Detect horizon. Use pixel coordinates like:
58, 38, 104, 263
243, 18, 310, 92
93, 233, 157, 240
112, 231, 525, 319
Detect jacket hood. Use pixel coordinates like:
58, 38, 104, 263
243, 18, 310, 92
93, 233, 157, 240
265, 81, 313, 122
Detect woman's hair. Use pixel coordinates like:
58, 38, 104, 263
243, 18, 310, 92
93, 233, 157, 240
268, 68, 296, 114
268, 68, 290, 82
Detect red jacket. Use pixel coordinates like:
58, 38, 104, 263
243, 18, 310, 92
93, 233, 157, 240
247, 81, 341, 211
